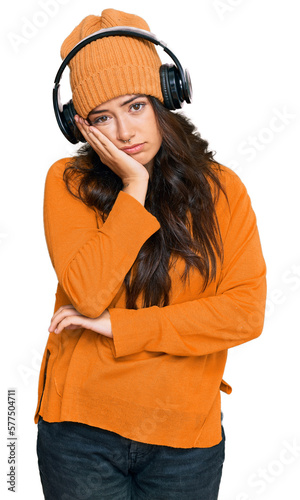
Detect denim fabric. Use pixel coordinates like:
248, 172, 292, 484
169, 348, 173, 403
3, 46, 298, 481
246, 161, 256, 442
37, 417, 225, 500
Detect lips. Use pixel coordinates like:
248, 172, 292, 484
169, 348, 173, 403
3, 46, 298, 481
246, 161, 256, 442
121, 143, 145, 154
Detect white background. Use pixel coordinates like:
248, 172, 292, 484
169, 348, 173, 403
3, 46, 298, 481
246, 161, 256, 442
1, 0, 299, 498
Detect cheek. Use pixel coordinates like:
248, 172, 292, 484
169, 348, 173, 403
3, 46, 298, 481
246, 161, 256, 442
95, 124, 116, 143
146, 115, 162, 147
153, 126, 163, 151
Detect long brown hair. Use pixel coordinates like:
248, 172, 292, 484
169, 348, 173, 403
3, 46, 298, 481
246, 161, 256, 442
63, 96, 228, 308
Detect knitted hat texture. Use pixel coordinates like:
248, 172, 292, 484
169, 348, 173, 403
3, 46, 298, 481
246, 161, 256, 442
61, 9, 163, 118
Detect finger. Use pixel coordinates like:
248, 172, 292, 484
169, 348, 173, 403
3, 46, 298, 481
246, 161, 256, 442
87, 125, 113, 145
49, 307, 82, 333
75, 121, 105, 150
75, 116, 110, 144
76, 124, 116, 161
53, 315, 88, 335
74, 116, 95, 140
75, 116, 96, 136
49, 304, 76, 324
74, 115, 88, 126
49, 312, 81, 334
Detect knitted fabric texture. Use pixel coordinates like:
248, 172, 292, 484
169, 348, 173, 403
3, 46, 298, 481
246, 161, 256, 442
61, 9, 163, 118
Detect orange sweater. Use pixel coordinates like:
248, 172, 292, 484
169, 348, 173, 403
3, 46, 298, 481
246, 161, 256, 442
34, 158, 267, 448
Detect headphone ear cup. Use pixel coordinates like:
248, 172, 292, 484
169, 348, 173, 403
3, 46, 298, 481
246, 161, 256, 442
62, 100, 86, 144
160, 64, 175, 110
183, 69, 193, 104
160, 64, 184, 110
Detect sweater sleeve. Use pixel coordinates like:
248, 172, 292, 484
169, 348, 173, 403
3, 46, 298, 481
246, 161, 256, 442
109, 170, 267, 357
43, 158, 160, 318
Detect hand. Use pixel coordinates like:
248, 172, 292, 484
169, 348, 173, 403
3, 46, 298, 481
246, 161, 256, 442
74, 115, 149, 185
48, 305, 113, 338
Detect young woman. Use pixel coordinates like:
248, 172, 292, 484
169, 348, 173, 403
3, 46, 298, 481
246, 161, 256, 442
35, 8, 267, 500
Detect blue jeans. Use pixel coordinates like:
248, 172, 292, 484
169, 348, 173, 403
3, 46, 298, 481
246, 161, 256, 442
37, 417, 225, 499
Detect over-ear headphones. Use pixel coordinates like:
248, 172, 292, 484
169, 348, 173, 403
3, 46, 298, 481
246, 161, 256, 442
53, 26, 193, 144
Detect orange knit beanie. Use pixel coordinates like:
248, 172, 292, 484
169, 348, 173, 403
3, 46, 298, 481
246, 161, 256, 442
60, 9, 164, 118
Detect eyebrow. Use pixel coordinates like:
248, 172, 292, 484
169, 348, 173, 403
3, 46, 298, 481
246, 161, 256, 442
88, 95, 145, 116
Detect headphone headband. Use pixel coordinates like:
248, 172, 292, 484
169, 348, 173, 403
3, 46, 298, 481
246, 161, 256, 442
54, 27, 185, 91
53, 26, 192, 143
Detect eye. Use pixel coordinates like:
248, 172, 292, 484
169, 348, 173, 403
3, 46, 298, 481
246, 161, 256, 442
93, 115, 109, 124
130, 102, 146, 112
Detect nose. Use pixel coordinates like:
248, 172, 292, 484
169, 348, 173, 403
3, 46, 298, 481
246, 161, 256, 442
116, 116, 135, 143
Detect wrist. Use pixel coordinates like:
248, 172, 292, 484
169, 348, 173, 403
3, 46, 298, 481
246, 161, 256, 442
122, 177, 149, 205
122, 173, 149, 185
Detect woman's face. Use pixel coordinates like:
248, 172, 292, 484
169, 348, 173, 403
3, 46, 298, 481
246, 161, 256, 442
87, 94, 162, 172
